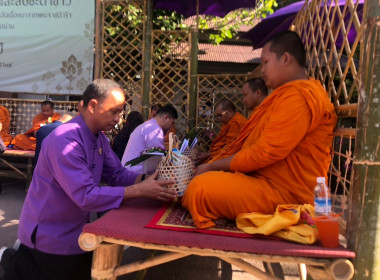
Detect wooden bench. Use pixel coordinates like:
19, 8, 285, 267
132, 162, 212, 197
0, 149, 35, 189
0, 98, 78, 188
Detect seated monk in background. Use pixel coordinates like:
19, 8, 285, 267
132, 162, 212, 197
11, 101, 60, 150
0, 105, 13, 147
182, 30, 337, 229
205, 79, 268, 164
195, 100, 247, 165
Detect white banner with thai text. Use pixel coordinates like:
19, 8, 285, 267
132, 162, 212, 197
0, 0, 94, 95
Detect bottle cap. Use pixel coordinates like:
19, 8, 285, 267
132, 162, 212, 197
317, 177, 326, 184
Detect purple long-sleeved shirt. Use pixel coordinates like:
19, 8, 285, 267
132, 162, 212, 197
18, 115, 138, 255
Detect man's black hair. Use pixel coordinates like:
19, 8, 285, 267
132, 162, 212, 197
82, 79, 123, 108
264, 30, 306, 68
243, 78, 269, 96
156, 104, 178, 119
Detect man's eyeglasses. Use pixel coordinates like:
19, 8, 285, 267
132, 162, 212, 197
215, 110, 228, 118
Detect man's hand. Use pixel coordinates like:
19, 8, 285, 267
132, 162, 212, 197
124, 171, 177, 202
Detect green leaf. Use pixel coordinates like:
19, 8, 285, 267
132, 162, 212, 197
125, 154, 155, 167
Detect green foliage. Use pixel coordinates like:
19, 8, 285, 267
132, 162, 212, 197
194, 0, 278, 45
104, 0, 278, 46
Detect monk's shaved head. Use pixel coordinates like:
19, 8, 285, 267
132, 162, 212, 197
243, 78, 268, 97
265, 31, 306, 68
217, 100, 236, 113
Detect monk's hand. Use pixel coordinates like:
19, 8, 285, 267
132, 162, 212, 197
138, 171, 177, 201
194, 163, 212, 176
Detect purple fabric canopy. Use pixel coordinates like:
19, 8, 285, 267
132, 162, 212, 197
153, 0, 256, 17
243, 0, 364, 49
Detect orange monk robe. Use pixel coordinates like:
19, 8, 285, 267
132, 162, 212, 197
11, 112, 61, 151
207, 112, 247, 161
182, 79, 337, 228
0, 106, 13, 147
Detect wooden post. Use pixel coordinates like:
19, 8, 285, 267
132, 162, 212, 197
94, 0, 104, 79
347, 0, 380, 279
141, 0, 153, 119
188, 0, 199, 131
91, 243, 124, 280
189, 31, 199, 131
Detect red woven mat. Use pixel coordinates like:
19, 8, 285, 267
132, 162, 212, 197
145, 199, 252, 238
82, 198, 356, 259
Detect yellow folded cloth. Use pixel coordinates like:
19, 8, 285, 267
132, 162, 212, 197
236, 204, 318, 245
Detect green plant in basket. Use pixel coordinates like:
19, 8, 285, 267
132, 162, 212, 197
124, 147, 166, 167
181, 127, 203, 147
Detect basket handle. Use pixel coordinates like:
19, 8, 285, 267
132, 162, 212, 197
168, 132, 173, 151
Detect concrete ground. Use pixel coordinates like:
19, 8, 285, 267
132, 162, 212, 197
0, 178, 300, 280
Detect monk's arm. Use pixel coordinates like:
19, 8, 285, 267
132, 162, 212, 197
225, 122, 243, 143
231, 92, 312, 173
194, 155, 234, 176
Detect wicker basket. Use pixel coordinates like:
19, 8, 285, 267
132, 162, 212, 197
157, 133, 194, 196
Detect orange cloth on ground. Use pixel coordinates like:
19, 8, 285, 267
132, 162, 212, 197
11, 112, 61, 151
0, 106, 13, 147
236, 204, 318, 245
207, 112, 247, 161
182, 79, 337, 228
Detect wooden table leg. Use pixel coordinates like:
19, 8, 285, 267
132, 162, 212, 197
91, 242, 124, 280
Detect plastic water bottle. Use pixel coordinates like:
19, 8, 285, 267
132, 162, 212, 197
314, 177, 332, 216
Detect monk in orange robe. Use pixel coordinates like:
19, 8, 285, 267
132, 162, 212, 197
195, 100, 247, 164
11, 101, 61, 151
0, 105, 13, 147
182, 31, 337, 229
208, 78, 268, 163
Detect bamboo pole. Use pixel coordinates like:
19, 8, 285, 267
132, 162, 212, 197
94, 0, 104, 79
188, 0, 199, 131
220, 257, 279, 280
347, 0, 380, 279
114, 252, 189, 276
91, 243, 124, 280
141, 0, 153, 119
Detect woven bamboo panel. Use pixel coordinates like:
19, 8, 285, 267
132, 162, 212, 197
151, 30, 190, 138
102, 0, 145, 112
197, 74, 248, 149
292, 0, 362, 106
0, 98, 78, 136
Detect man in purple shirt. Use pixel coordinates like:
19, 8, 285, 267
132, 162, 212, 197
0, 79, 177, 280
121, 104, 178, 173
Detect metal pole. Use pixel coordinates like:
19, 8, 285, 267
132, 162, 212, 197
141, 0, 153, 119
188, 0, 199, 130
347, 0, 380, 278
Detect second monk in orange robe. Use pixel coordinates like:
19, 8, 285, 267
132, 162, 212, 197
0, 105, 13, 147
12, 101, 61, 151
195, 100, 247, 164
182, 31, 337, 229
207, 78, 268, 163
